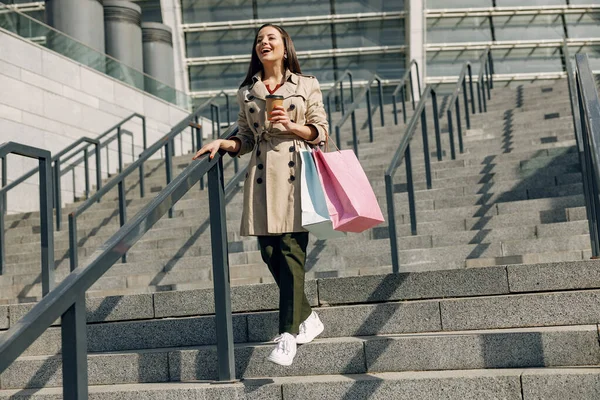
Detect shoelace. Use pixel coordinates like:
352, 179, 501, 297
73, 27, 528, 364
273, 334, 294, 355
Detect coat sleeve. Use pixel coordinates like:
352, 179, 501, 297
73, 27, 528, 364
304, 77, 329, 146
228, 89, 256, 157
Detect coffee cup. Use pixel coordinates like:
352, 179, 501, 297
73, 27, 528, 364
265, 95, 284, 120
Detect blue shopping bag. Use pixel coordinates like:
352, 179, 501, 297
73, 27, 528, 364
300, 150, 346, 239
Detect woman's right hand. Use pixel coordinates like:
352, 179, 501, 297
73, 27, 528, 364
192, 139, 224, 160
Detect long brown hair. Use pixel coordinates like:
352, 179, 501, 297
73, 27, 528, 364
239, 24, 302, 88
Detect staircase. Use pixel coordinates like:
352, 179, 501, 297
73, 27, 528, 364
2, 78, 600, 398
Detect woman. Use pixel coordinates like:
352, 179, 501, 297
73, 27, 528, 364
193, 24, 327, 366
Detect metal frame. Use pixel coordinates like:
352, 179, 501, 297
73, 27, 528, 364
0, 125, 240, 400
0, 142, 54, 295
392, 60, 421, 125
187, 45, 406, 66
426, 38, 600, 52
427, 5, 600, 18
332, 73, 385, 158
183, 11, 405, 32
573, 53, 600, 258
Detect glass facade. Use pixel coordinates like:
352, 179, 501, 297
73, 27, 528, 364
182, 0, 406, 105
425, 0, 600, 79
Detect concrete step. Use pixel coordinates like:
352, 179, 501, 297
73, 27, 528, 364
1, 324, 597, 389
1, 368, 599, 399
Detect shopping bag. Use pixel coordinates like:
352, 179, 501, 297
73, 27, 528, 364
312, 147, 385, 233
300, 150, 346, 239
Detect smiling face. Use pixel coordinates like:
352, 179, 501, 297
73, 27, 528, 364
255, 26, 286, 67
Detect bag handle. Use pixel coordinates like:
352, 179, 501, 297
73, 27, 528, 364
324, 132, 341, 153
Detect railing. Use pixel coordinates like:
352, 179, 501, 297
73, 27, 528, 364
392, 60, 421, 125
333, 73, 385, 157
385, 48, 495, 272
445, 62, 476, 159
572, 53, 600, 258
0, 125, 241, 399
476, 47, 494, 113
0, 114, 146, 231
0, 142, 54, 295
67, 97, 235, 272
324, 70, 355, 126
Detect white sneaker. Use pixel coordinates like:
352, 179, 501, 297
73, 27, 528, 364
266, 332, 297, 366
295, 311, 325, 345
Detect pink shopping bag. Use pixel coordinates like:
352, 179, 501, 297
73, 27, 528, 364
312, 147, 385, 233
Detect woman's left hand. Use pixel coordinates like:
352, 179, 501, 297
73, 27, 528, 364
269, 106, 296, 130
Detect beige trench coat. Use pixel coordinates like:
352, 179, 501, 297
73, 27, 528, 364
230, 70, 329, 236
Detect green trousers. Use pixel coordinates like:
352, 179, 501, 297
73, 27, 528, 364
258, 232, 313, 334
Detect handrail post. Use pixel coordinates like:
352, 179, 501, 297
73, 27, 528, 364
166, 139, 174, 218
385, 173, 399, 273
431, 90, 442, 162
392, 94, 398, 125
414, 61, 422, 95
61, 293, 88, 400
409, 74, 416, 110
0, 196, 4, 274
207, 157, 236, 382
405, 145, 418, 235
118, 179, 127, 263
468, 65, 476, 115
39, 154, 55, 295
83, 148, 90, 199
377, 78, 385, 127
456, 99, 465, 154
462, 78, 471, 130
485, 62, 491, 101
117, 127, 123, 173
69, 214, 78, 271
352, 111, 359, 157
420, 109, 433, 189
401, 87, 407, 124
327, 96, 332, 126
476, 81, 483, 113
340, 81, 346, 115
335, 125, 342, 150
196, 117, 205, 191
54, 159, 62, 231
447, 109, 456, 160
1, 156, 6, 215
215, 104, 222, 138
348, 72, 355, 103
94, 144, 101, 195
141, 115, 147, 150
488, 49, 494, 88
225, 93, 231, 125
366, 88, 374, 144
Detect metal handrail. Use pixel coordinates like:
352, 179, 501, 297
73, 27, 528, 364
0, 142, 54, 295
384, 85, 442, 273
573, 53, 600, 257
386, 49, 496, 273
476, 47, 494, 113
0, 114, 146, 229
563, 44, 597, 257
333, 73, 386, 157
0, 125, 240, 399
445, 62, 476, 159
392, 60, 421, 124
67, 96, 234, 271
324, 70, 355, 126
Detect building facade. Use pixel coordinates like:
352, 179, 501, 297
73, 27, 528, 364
5, 0, 600, 105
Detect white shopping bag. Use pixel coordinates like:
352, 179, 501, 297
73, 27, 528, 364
300, 149, 346, 239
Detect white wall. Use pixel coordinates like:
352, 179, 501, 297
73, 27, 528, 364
0, 27, 193, 214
